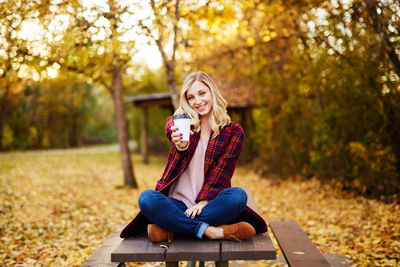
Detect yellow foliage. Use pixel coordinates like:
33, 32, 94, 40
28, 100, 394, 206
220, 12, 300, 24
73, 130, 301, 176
2, 124, 14, 148
263, 35, 271, 42
246, 37, 256, 47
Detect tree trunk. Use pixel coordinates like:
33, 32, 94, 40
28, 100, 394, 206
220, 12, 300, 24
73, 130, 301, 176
112, 65, 138, 188
0, 85, 10, 151
69, 115, 80, 147
141, 107, 149, 164
151, 0, 180, 110
166, 64, 179, 110
382, 94, 400, 176
0, 105, 4, 151
366, 0, 400, 78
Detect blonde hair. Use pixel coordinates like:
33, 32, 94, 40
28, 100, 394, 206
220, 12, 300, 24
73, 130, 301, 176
174, 71, 231, 138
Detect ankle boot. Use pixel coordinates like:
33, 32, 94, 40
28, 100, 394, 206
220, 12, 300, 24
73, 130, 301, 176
147, 224, 174, 243
219, 222, 256, 241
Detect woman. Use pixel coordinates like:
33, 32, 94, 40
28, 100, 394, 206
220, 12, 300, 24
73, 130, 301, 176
120, 71, 267, 242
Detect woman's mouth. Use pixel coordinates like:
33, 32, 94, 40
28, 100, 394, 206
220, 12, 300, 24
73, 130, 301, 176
197, 104, 206, 112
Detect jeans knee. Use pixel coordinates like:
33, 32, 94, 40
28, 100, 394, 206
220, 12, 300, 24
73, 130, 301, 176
231, 187, 247, 212
139, 189, 156, 212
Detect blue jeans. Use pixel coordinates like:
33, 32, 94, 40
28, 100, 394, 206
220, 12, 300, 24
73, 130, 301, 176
138, 187, 247, 239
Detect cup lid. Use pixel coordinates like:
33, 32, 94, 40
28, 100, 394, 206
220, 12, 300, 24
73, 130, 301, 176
174, 114, 190, 119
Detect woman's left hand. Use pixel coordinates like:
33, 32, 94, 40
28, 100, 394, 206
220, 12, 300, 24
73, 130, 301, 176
185, 200, 209, 218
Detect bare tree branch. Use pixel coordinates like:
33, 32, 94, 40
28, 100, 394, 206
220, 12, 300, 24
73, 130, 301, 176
171, 0, 180, 67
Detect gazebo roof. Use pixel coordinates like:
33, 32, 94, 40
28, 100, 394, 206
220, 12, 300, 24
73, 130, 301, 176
125, 93, 172, 108
126, 77, 258, 109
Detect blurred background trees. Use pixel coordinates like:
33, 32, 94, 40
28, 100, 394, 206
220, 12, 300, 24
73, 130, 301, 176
1, 0, 399, 198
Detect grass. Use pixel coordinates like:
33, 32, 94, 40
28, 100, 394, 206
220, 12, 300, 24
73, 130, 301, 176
0, 151, 399, 266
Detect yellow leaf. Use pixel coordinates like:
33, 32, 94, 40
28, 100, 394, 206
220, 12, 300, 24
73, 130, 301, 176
246, 37, 255, 47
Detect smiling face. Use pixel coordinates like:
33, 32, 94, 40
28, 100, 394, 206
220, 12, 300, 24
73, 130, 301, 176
186, 80, 213, 118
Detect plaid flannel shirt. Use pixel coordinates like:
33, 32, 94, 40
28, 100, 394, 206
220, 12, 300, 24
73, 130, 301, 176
155, 116, 245, 201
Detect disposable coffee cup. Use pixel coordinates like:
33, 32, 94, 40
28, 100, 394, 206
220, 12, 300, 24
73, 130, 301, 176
173, 114, 191, 141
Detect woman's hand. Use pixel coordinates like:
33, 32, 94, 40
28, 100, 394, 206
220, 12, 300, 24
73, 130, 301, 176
170, 125, 194, 150
185, 200, 209, 218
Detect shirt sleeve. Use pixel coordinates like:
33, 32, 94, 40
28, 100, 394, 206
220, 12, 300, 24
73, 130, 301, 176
196, 124, 245, 202
155, 116, 184, 192
165, 116, 175, 146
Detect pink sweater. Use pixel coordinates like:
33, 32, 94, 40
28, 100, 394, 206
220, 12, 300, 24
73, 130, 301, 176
168, 138, 208, 208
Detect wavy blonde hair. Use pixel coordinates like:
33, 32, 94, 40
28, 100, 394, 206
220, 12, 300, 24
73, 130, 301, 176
174, 71, 231, 138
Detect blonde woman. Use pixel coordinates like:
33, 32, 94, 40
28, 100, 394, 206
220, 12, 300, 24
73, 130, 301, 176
121, 71, 267, 242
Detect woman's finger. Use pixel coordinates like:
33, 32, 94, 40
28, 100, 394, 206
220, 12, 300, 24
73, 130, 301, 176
187, 206, 197, 218
191, 208, 198, 218
171, 134, 182, 140
192, 209, 198, 218
196, 206, 203, 215
193, 206, 203, 218
172, 137, 182, 143
185, 207, 193, 217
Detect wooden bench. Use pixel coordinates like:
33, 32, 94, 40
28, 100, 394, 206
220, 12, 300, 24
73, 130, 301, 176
270, 221, 331, 267
82, 188, 342, 267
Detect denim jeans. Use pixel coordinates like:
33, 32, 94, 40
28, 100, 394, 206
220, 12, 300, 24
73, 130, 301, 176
138, 187, 247, 239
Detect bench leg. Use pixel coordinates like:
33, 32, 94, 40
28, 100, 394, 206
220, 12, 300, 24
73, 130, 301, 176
188, 261, 204, 267
215, 260, 228, 267
166, 261, 179, 267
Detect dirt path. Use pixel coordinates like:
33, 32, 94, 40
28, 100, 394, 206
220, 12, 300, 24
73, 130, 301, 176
0, 143, 132, 158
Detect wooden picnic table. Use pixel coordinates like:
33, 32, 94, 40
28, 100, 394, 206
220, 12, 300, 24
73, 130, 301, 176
82, 188, 334, 267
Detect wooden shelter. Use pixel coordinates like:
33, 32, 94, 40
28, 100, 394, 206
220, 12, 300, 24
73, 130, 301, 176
126, 77, 259, 163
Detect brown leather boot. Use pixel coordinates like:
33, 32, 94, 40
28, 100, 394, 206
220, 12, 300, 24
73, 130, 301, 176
147, 224, 174, 243
219, 222, 256, 241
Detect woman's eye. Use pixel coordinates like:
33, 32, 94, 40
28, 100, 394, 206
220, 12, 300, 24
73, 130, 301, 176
199, 91, 205, 95
187, 96, 194, 100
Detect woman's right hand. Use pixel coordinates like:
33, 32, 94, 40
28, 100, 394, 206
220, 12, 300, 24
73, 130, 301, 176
170, 126, 193, 150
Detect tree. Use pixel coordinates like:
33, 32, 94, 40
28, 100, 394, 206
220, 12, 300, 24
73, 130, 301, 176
0, 0, 40, 150
183, 0, 400, 197
364, 0, 400, 173
42, 0, 139, 187
136, 0, 184, 109
106, 0, 138, 187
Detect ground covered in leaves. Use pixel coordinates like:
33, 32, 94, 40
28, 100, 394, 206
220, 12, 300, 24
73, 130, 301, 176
0, 150, 399, 266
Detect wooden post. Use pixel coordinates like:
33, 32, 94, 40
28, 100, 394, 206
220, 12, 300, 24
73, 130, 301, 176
215, 260, 229, 267
141, 107, 149, 164
240, 108, 247, 134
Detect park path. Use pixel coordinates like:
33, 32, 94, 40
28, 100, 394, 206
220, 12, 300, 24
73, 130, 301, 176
0, 143, 137, 159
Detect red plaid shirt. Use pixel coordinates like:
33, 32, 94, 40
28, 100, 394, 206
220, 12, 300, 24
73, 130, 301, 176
120, 116, 267, 237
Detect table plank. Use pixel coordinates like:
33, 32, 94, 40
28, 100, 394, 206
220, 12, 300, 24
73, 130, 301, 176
221, 233, 276, 261
111, 236, 166, 262
270, 220, 330, 267
166, 238, 220, 261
